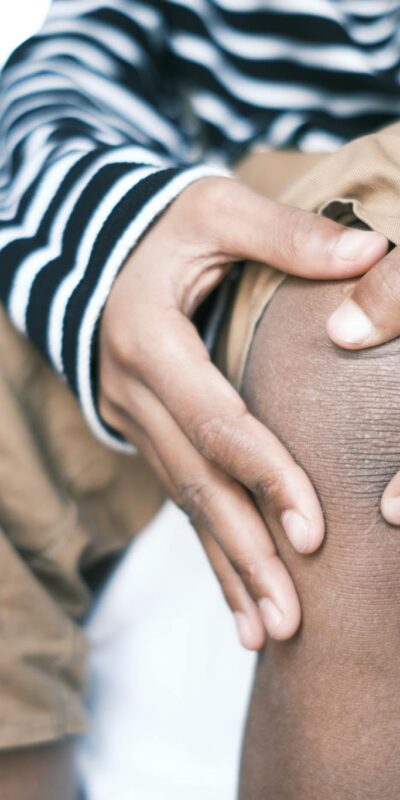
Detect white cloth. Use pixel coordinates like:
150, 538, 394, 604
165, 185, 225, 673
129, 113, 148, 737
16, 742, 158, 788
79, 502, 255, 800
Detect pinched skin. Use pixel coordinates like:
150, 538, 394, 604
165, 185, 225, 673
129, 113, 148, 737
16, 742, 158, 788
239, 277, 400, 800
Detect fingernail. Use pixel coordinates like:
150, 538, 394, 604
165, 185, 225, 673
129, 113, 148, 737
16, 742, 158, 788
259, 598, 284, 637
334, 230, 382, 261
328, 299, 373, 344
234, 612, 255, 648
381, 496, 400, 525
281, 510, 310, 552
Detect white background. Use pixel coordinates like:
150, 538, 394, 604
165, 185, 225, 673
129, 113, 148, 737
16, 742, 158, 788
0, 0, 49, 69
0, 5, 255, 799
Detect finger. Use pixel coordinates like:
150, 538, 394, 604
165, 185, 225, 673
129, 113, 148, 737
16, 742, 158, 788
113, 400, 268, 647
203, 179, 388, 279
327, 243, 400, 349
138, 313, 324, 555
196, 526, 266, 651
106, 400, 180, 500
118, 381, 302, 640
381, 470, 400, 526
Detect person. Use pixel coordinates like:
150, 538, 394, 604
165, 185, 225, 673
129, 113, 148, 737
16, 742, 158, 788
235, 271, 400, 799
0, 1, 400, 797
214, 138, 400, 798
238, 281, 400, 800
79, 134, 400, 800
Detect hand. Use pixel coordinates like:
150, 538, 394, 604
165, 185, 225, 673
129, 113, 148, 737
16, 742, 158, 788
326, 240, 400, 529
99, 176, 387, 650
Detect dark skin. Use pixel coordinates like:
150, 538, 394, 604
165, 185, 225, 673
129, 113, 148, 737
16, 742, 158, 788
0, 741, 77, 800
5, 277, 400, 800
8, 276, 400, 800
239, 276, 400, 799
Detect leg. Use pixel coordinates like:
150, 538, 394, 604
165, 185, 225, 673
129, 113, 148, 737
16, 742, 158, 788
0, 741, 77, 800
239, 277, 400, 799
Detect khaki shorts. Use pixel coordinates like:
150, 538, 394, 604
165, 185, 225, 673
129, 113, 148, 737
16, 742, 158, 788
2, 122, 400, 750
227, 123, 400, 389
0, 312, 164, 748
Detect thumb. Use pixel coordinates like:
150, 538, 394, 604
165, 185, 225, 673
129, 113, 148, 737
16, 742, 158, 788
327, 243, 400, 349
381, 469, 400, 526
209, 179, 388, 280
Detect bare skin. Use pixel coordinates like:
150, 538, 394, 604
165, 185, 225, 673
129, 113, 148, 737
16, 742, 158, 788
1, 187, 394, 799
239, 277, 400, 799
328, 239, 400, 523
10, 274, 400, 800
99, 175, 387, 649
0, 185, 387, 798
1, 221, 394, 800
0, 741, 77, 800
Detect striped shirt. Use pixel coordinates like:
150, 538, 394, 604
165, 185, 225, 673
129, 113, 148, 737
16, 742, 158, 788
0, 0, 399, 449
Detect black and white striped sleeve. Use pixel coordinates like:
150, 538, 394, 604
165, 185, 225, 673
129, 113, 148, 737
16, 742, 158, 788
0, 0, 228, 450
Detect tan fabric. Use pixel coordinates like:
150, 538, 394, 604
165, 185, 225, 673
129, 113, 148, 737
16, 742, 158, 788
226, 122, 400, 390
1, 120, 400, 749
0, 304, 164, 748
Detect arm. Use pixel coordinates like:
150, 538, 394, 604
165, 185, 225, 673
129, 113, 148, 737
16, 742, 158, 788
0, 1, 387, 648
0, 0, 226, 447
240, 275, 400, 798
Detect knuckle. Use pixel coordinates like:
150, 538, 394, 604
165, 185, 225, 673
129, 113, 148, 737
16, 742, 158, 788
274, 206, 310, 262
108, 324, 135, 369
179, 480, 218, 525
232, 555, 258, 589
375, 258, 400, 306
184, 176, 233, 239
232, 550, 278, 597
197, 416, 226, 458
255, 470, 285, 508
195, 408, 248, 462
104, 307, 143, 371
201, 176, 236, 216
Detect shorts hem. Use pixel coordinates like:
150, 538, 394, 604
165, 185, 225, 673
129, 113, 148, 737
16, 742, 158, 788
0, 716, 88, 751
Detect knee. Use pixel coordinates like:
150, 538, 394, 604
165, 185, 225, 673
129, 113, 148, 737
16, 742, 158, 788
243, 276, 400, 659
